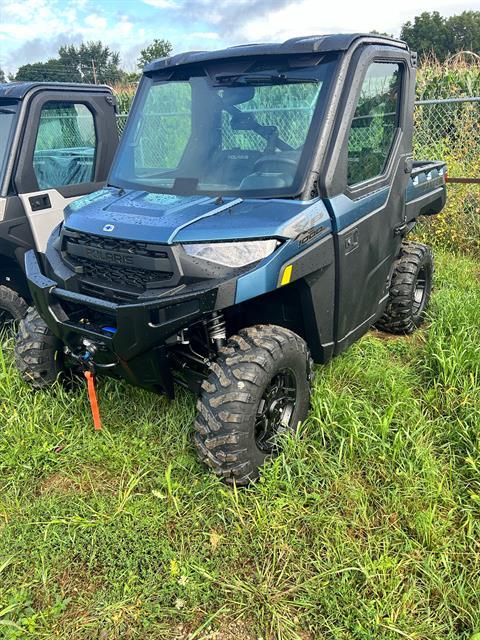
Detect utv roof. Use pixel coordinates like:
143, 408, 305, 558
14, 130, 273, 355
145, 33, 408, 73
0, 82, 112, 100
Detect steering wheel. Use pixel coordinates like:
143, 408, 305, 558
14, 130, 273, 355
254, 155, 298, 173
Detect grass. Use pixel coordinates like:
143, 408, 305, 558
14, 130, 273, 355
0, 249, 479, 640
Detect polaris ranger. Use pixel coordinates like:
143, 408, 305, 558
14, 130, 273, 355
16, 35, 447, 484
0, 82, 118, 328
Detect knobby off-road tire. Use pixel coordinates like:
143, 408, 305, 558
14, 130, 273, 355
15, 307, 63, 389
0, 285, 28, 330
194, 324, 313, 485
376, 241, 433, 335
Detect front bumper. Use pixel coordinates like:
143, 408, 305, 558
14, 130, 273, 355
25, 250, 237, 395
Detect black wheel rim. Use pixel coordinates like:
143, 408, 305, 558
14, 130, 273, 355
255, 368, 297, 453
413, 267, 427, 316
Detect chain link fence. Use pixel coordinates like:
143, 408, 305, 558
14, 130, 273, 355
116, 96, 480, 181
413, 97, 480, 182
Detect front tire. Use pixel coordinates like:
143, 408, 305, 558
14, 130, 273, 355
0, 285, 28, 332
194, 325, 313, 485
376, 242, 433, 335
15, 307, 63, 389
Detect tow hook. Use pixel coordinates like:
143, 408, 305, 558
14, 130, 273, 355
65, 338, 118, 371
64, 339, 103, 430
81, 339, 98, 364
64, 339, 99, 371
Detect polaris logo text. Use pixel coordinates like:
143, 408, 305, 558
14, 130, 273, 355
85, 247, 134, 266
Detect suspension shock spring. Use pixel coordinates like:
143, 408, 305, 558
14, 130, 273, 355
206, 312, 226, 349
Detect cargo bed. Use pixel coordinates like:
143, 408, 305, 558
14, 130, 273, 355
405, 160, 447, 220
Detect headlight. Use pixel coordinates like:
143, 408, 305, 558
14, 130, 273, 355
182, 239, 279, 268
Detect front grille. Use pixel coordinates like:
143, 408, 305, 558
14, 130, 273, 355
64, 231, 169, 260
72, 256, 173, 289
61, 229, 178, 297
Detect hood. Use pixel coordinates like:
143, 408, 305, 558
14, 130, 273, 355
64, 187, 331, 244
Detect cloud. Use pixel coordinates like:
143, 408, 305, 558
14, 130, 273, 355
142, 0, 177, 7
2, 32, 83, 72
178, 0, 294, 38
2, 0, 477, 76
1, 0, 46, 21
184, 31, 220, 41
112, 16, 134, 38
84, 14, 108, 30
0, 0, 140, 73
0, 0, 78, 40
228, 0, 478, 42
168, 0, 479, 44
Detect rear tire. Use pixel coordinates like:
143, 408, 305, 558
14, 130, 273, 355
15, 307, 63, 389
194, 324, 313, 485
0, 285, 28, 332
376, 241, 433, 335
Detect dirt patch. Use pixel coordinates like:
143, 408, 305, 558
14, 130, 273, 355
169, 618, 258, 640
52, 564, 109, 638
56, 564, 105, 599
31, 564, 105, 635
38, 473, 79, 495
368, 328, 407, 342
368, 327, 428, 345
198, 620, 258, 640
55, 607, 303, 639
38, 465, 118, 497
195, 620, 312, 640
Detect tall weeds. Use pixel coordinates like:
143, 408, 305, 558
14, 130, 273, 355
416, 51, 480, 99
414, 54, 480, 256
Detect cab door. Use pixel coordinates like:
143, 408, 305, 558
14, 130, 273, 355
13, 87, 118, 254
322, 47, 415, 353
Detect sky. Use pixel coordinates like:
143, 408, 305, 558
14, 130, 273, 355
0, 0, 477, 75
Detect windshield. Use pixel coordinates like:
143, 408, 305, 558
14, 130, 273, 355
0, 100, 19, 193
109, 56, 337, 197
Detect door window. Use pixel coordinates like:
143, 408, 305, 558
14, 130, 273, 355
33, 102, 96, 189
347, 62, 401, 186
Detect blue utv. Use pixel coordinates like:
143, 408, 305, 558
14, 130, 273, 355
16, 34, 447, 484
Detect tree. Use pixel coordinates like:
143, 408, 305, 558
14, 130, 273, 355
400, 10, 480, 61
0, 68, 5, 83
121, 71, 142, 85
401, 12, 450, 60
57, 42, 123, 84
369, 30, 392, 37
15, 59, 73, 82
13, 41, 124, 84
448, 11, 480, 55
137, 39, 173, 69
